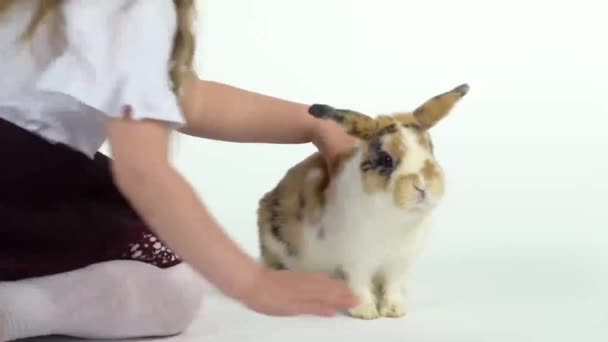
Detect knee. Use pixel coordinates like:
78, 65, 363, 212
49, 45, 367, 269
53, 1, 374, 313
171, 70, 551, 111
155, 264, 205, 335
99, 261, 205, 337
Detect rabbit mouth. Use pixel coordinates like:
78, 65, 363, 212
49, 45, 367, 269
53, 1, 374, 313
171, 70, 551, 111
408, 201, 434, 214
409, 188, 438, 211
414, 186, 426, 203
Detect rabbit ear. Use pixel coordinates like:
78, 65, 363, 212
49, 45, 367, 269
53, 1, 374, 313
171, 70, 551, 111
411, 84, 469, 130
309, 104, 378, 140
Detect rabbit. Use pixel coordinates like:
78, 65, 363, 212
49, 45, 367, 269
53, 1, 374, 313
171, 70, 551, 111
257, 83, 469, 319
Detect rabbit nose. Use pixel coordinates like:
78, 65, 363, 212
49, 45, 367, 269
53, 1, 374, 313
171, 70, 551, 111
414, 186, 427, 201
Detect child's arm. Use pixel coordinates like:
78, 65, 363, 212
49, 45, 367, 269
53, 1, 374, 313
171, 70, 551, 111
105, 116, 358, 316
178, 75, 356, 173
179, 76, 333, 144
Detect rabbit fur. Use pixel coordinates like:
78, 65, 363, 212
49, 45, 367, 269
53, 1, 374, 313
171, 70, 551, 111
257, 84, 469, 319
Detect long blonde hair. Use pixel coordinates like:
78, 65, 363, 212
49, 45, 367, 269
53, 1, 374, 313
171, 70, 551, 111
0, 0, 196, 94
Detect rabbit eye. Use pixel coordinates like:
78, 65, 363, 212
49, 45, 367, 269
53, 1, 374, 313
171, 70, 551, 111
376, 151, 394, 169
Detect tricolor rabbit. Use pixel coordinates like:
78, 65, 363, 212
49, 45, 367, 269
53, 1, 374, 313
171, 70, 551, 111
257, 84, 469, 319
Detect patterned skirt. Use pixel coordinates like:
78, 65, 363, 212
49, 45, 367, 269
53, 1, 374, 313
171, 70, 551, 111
0, 118, 181, 281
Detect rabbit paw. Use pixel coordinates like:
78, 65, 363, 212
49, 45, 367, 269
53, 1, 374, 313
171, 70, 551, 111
379, 295, 407, 318
348, 301, 381, 320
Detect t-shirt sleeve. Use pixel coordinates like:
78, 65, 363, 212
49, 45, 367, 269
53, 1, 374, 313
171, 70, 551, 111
35, 0, 186, 127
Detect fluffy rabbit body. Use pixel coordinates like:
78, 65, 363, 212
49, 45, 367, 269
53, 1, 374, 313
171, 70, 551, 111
257, 84, 469, 319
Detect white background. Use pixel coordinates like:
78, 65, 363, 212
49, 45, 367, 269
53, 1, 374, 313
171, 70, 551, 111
103, 0, 608, 341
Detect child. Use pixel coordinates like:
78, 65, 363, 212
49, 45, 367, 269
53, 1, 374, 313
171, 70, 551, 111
0, 0, 359, 340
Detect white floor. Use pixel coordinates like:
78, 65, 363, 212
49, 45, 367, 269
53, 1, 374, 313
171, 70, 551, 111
23, 247, 607, 342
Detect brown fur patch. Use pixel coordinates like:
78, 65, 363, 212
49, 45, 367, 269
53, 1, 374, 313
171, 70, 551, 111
374, 116, 397, 132
422, 160, 445, 197
385, 132, 405, 159
413, 84, 469, 130
375, 123, 398, 136
393, 174, 419, 208
341, 112, 377, 140
416, 132, 434, 152
259, 244, 286, 270
393, 113, 421, 129
338, 113, 395, 141
421, 159, 440, 181
422, 159, 445, 198
258, 150, 359, 267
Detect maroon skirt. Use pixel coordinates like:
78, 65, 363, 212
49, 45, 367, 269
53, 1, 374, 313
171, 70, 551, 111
0, 118, 181, 281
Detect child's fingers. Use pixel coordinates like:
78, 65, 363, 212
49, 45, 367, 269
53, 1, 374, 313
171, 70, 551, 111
292, 277, 358, 315
310, 274, 359, 308
276, 271, 358, 316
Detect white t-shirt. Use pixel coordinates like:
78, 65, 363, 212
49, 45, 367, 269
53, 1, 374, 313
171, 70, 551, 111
0, 0, 186, 158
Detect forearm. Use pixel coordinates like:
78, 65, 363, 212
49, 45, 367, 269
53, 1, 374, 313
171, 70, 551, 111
114, 164, 261, 300
179, 77, 318, 144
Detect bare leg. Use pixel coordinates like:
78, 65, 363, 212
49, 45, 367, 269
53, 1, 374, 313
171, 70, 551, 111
0, 260, 204, 341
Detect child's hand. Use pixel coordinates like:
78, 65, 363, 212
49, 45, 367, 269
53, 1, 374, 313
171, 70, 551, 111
311, 120, 357, 177
238, 267, 359, 317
